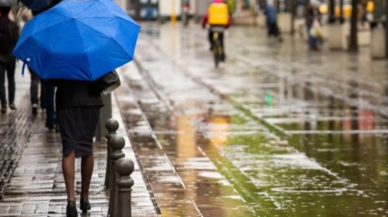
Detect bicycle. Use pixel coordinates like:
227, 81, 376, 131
210, 26, 225, 68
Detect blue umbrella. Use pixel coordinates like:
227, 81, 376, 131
13, 0, 140, 81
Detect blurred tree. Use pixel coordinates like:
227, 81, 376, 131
349, 0, 359, 52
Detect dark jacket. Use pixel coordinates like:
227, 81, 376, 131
264, 5, 277, 25
305, 5, 320, 28
0, 17, 19, 63
54, 80, 103, 111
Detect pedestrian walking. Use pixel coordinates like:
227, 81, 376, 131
30, 65, 57, 131
53, 80, 103, 216
305, 2, 321, 51
29, 67, 43, 115
0, 6, 19, 113
13, 1, 139, 215
264, 1, 282, 42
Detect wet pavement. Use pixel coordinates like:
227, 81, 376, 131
2, 23, 388, 217
0, 64, 157, 216
0, 64, 32, 197
123, 23, 388, 216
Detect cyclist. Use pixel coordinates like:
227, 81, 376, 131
202, 0, 231, 61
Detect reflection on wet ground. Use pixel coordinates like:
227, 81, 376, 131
120, 24, 388, 216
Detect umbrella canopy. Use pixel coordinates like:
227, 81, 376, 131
13, 0, 140, 81
0, 0, 51, 11
19, 0, 52, 11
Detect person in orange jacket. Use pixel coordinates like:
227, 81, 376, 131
202, 0, 231, 61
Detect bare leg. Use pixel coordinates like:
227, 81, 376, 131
81, 154, 94, 198
62, 150, 76, 201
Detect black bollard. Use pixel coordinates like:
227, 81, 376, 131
104, 119, 119, 189
115, 158, 135, 217
108, 135, 125, 217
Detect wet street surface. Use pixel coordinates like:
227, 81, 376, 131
2, 24, 388, 217
0, 72, 156, 216
119, 24, 388, 216
0, 67, 32, 198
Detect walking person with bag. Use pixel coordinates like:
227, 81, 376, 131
53, 70, 118, 216
0, 7, 19, 113
305, 2, 321, 51
53, 79, 103, 217
12, 0, 138, 214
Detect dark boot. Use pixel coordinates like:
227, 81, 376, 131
80, 198, 91, 214
66, 201, 78, 217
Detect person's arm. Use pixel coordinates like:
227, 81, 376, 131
226, 15, 231, 28
202, 13, 208, 29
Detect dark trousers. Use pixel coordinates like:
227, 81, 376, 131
30, 69, 43, 106
0, 61, 16, 107
306, 27, 318, 49
268, 23, 280, 37
29, 68, 56, 124
42, 80, 56, 125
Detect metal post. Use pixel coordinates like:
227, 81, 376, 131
104, 119, 119, 189
108, 135, 125, 217
115, 158, 135, 217
96, 93, 112, 141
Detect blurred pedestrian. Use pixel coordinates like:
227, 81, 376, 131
305, 2, 321, 51
264, 1, 282, 41
29, 67, 42, 115
53, 80, 103, 217
0, 7, 19, 113
202, 0, 231, 61
30, 8, 57, 130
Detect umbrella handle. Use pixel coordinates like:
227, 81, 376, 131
21, 62, 26, 77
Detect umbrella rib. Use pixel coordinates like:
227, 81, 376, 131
40, 22, 70, 78
75, 19, 134, 60
73, 20, 92, 80
73, 0, 100, 18
27, 16, 71, 38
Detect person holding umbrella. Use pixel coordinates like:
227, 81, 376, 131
0, 6, 18, 113
13, 0, 140, 216
54, 73, 104, 217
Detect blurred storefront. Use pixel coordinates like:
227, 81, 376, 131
126, 0, 158, 21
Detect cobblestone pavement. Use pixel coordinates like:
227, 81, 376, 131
0, 63, 157, 216
124, 23, 388, 217
0, 63, 32, 197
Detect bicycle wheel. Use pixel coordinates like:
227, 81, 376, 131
213, 42, 221, 68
